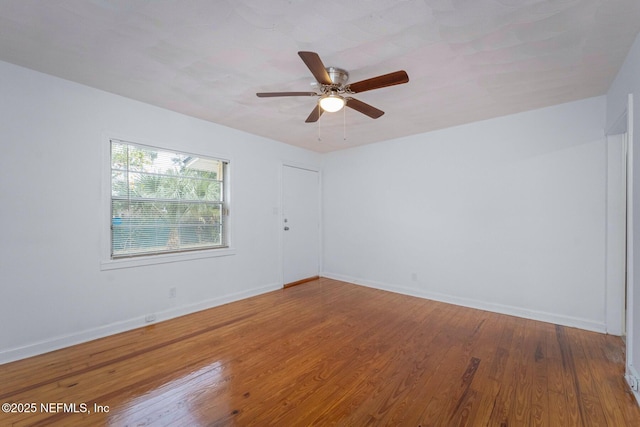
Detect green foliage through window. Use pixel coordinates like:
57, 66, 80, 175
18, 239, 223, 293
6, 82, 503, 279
111, 140, 228, 258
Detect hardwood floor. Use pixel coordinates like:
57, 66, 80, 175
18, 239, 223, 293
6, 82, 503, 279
1, 278, 639, 426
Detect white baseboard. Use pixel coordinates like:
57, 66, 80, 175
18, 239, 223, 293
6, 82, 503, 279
3, 273, 610, 365
627, 365, 640, 406
322, 272, 606, 333
0, 282, 281, 365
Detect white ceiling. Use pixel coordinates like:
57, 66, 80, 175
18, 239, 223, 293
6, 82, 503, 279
1, 0, 639, 153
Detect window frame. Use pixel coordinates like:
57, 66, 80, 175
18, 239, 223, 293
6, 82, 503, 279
101, 134, 234, 270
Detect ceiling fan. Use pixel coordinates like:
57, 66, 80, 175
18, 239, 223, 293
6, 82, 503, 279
256, 51, 409, 123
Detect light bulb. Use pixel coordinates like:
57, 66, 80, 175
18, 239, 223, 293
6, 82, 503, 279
319, 94, 345, 112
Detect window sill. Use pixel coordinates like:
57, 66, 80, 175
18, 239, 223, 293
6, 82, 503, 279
100, 247, 236, 270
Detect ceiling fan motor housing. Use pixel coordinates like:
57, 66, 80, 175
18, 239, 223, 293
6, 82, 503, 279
326, 67, 349, 87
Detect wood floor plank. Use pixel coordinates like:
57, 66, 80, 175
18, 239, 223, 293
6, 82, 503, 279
485, 316, 526, 426
424, 311, 494, 426
455, 313, 509, 426
1, 278, 639, 426
302, 300, 440, 425
574, 329, 640, 426
511, 317, 535, 425
530, 321, 551, 427
380, 305, 469, 425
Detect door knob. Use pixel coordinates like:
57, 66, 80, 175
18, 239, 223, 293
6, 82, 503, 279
284, 226, 290, 231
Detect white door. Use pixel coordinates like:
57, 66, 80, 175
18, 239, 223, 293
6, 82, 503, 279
606, 133, 627, 336
282, 165, 320, 286
625, 93, 639, 391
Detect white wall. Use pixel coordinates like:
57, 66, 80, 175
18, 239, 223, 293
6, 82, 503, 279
0, 60, 320, 363
606, 32, 640, 401
322, 97, 607, 331
0, 53, 626, 364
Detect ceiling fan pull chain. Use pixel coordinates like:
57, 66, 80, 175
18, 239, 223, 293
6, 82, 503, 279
318, 103, 322, 142
343, 105, 347, 141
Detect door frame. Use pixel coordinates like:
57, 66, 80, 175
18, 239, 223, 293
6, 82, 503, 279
605, 132, 627, 336
279, 161, 322, 287
625, 94, 637, 396
607, 94, 637, 398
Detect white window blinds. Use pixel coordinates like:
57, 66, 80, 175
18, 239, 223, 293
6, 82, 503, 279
110, 140, 228, 258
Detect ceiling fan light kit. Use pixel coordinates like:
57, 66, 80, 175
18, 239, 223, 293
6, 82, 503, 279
319, 93, 345, 112
256, 51, 409, 123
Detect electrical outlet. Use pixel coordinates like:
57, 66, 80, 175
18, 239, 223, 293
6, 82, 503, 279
169, 287, 176, 299
145, 314, 156, 323
627, 374, 640, 391
411, 272, 418, 282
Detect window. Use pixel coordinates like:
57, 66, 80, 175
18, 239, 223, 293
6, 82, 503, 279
110, 139, 229, 259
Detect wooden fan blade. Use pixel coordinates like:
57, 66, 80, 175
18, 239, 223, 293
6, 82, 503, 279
305, 104, 324, 123
256, 92, 317, 97
298, 51, 332, 85
347, 70, 409, 94
346, 98, 384, 119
